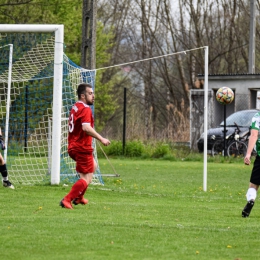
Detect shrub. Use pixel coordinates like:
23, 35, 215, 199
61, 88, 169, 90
97, 139, 206, 161
151, 143, 171, 158
125, 140, 144, 157
106, 141, 123, 156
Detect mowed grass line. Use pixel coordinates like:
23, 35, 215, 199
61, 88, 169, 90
0, 158, 259, 260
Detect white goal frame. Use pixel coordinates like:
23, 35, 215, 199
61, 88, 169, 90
0, 24, 64, 185
203, 46, 209, 192
4, 43, 13, 163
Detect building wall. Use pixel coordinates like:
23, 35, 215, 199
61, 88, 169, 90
190, 74, 260, 150
208, 75, 260, 94
206, 75, 260, 113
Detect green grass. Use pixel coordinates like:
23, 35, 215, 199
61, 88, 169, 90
0, 158, 258, 260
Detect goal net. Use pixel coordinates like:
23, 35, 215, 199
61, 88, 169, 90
0, 25, 103, 185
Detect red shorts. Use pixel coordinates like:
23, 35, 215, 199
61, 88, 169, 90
68, 149, 94, 174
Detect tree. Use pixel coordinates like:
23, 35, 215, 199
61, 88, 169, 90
0, 0, 33, 23
94, 22, 120, 132
0, 0, 119, 132
2, 0, 260, 141
96, 0, 260, 142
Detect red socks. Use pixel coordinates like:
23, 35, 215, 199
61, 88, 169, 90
79, 185, 88, 200
65, 179, 88, 202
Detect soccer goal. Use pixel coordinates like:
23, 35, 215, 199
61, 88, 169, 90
0, 24, 103, 185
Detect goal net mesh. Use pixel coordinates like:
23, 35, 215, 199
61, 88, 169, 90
0, 32, 103, 185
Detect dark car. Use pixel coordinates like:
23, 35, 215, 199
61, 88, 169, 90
197, 109, 260, 152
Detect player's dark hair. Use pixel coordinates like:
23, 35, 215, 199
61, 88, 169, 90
77, 83, 92, 99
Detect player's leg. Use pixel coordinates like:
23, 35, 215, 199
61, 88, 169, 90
72, 172, 93, 205
60, 151, 95, 209
60, 177, 88, 209
242, 156, 260, 217
0, 153, 14, 189
242, 183, 258, 218
72, 159, 97, 206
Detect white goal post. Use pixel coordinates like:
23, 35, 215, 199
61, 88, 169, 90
0, 24, 64, 185
0, 24, 63, 185
0, 25, 103, 186
203, 46, 209, 192
4, 43, 13, 163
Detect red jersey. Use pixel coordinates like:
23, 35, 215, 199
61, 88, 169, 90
68, 101, 94, 152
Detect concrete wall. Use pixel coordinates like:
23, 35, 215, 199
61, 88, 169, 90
207, 74, 260, 94
190, 74, 260, 150
206, 75, 260, 112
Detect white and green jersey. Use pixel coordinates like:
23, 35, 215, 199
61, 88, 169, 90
251, 111, 260, 156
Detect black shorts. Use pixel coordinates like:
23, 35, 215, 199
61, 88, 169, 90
250, 155, 260, 185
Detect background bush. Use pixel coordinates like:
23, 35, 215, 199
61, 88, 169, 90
97, 140, 191, 160
96, 140, 249, 163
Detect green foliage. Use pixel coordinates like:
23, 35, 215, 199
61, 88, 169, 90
94, 23, 120, 132
97, 140, 247, 165
0, 1, 83, 63
125, 140, 144, 157
97, 140, 180, 158
95, 22, 114, 68
98, 140, 145, 157
102, 140, 123, 156
7, 139, 48, 158
94, 71, 119, 132
151, 142, 171, 158
7, 140, 24, 156
0, 1, 120, 133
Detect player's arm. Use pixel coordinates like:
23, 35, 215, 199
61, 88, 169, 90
244, 128, 258, 165
82, 123, 110, 146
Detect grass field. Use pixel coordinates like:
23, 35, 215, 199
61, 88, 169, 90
0, 158, 259, 260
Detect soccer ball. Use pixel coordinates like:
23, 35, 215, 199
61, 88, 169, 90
216, 87, 234, 105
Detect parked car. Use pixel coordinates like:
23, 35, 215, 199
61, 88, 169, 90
197, 109, 260, 152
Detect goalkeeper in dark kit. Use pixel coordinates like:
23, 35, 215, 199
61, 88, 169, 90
0, 127, 14, 189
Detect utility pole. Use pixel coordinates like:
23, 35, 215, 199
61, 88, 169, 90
249, 0, 256, 73
123, 88, 127, 154
81, 0, 97, 69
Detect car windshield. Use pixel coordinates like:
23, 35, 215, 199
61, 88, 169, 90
220, 110, 258, 127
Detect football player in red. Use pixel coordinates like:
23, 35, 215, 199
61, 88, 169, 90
60, 83, 110, 209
